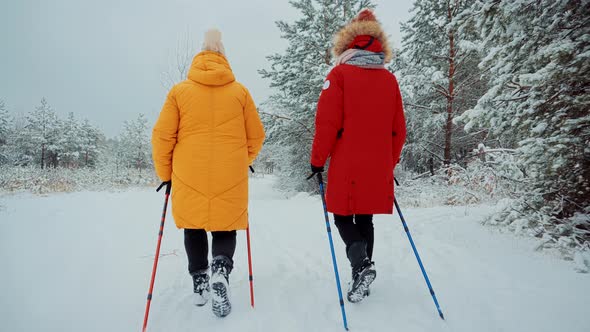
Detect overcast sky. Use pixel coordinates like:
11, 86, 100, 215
0, 0, 413, 137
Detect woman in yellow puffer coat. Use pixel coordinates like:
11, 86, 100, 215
152, 29, 265, 317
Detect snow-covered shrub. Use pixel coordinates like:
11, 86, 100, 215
0, 165, 158, 194
488, 196, 590, 259
395, 143, 526, 208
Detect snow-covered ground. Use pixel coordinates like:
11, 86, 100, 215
1, 176, 588, 332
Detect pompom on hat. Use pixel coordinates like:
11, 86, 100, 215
202, 28, 226, 55
353, 8, 377, 22
332, 9, 392, 62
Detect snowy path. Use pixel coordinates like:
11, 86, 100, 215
1, 177, 588, 332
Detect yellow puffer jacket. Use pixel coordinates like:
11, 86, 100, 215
152, 51, 265, 231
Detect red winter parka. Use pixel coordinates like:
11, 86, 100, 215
311, 64, 406, 215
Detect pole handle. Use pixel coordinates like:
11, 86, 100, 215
306, 172, 323, 181
156, 181, 171, 194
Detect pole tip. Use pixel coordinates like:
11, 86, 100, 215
439, 312, 445, 320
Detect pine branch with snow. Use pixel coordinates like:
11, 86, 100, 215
392, 0, 489, 174
458, 0, 590, 253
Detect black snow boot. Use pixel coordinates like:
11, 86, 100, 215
346, 241, 376, 303
210, 255, 233, 317
191, 268, 210, 306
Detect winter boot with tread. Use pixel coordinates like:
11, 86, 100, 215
191, 268, 210, 306
346, 241, 376, 303
210, 255, 233, 318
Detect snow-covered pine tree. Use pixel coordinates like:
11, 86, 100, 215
120, 113, 151, 171
0, 99, 12, 165
393, 0, 487, 174
459, 0, 590, 251
111, 136, 128, 176
260, 0, 374, 192
0, 99, 9, 145
22, 98, 62, 168
5, 113, 28, 166
58, 112, 81, 168
79, 119, 103, 167
388, 48, 433, 174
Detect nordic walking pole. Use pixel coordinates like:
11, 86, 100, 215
393, 179, 445, 320
246, 166, 255, 308
142, 181, 171, 332
310, 172, 349, 331
246, 226, 255, 308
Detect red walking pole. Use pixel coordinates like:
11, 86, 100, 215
246, 166, 255, 308
142, 181, 171, 332
246, 226, 255, 308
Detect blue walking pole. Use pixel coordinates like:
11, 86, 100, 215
314, 172, 349, 330
394, 197, 445, 320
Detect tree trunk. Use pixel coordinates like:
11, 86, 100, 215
137, 151, 141, 170
444, 5, 456, 166
52, 153, 58, 168
41, 144, 45, 169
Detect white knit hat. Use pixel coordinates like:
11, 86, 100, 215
202, 28, 226, 55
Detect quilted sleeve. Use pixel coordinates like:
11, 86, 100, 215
152, 87, 180, 181
311, 68, 344, 167
243, 88, 265, 164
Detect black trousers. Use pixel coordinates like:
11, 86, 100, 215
184, 229, 237, 275
333, 214, 374, 261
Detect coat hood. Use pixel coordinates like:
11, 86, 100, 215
332, 9, 392, 63
188, 51, 235, 86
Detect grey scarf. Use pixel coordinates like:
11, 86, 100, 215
336, 49, 385, 69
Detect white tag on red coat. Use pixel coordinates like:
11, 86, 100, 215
323, 80, 331, 90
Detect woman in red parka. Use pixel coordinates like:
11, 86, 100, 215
310, 9, 406, 303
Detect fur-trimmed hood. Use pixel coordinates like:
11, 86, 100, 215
332, 9, 392, 63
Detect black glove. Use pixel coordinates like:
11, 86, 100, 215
311, 164, 325, 173
306, 164, 325, 180
157, 181, 172, 193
